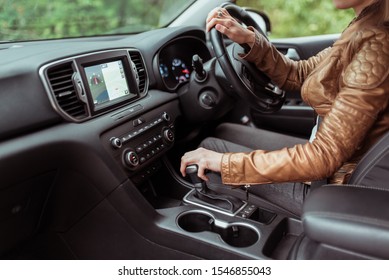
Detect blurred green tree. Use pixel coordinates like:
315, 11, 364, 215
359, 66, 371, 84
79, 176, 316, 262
0, 0, 355, 41
0, 0, 165, 41
237, 0, 354, 38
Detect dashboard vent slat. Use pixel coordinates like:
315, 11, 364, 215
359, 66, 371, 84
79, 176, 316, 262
129, 50, 147, 94
47, 62, 88, 120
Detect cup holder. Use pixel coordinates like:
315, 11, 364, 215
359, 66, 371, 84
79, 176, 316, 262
177, 211, 259, 248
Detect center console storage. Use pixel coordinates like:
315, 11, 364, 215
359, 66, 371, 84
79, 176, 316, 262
177, 210, 259, 248
156, 198, 303, 259
262, 218, 303, 259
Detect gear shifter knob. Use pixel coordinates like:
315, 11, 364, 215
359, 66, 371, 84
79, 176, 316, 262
185, 164, 204, 189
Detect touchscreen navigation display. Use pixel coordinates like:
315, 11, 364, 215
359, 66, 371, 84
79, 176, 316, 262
84, 60, 135, 109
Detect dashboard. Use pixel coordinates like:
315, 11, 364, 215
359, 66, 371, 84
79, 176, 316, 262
34, 33, 211, 123
0, 27, 209, 137
0, 26, 211, 197
33, 33, 212, 182
0, 26, 213, 256
32, 30, 212, 183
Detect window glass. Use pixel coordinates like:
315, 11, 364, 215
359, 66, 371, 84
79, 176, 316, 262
0, 0, 195, 42
236, 0, 354, 38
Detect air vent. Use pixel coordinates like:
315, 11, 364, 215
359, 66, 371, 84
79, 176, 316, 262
129, 50, 147, 94
47, 62, 88, 120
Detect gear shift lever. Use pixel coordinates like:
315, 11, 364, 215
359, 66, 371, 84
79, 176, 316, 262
185, 164, 244, 214
185, 164, 204, 190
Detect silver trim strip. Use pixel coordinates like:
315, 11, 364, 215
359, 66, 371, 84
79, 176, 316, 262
183, 189, 247, 217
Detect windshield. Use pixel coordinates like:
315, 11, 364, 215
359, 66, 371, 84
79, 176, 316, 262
0, 0, 195, 42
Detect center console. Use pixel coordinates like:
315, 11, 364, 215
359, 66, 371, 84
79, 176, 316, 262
101, 102, 178, 185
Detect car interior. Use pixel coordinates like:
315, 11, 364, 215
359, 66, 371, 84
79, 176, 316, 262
0, 0, 388, 260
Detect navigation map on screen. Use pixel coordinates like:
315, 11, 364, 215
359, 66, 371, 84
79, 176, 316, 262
84, 60, 134, 108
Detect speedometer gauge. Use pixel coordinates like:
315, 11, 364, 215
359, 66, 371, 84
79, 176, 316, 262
171, 58, 190, 83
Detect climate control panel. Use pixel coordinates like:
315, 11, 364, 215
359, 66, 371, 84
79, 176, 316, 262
122, 125, 173, 169
102, 106, 177, 181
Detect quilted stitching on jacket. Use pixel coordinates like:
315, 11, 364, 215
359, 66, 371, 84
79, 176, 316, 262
344, 29, 389, 89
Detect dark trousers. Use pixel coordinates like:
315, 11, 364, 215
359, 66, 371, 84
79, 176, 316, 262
200, 123, 310, 216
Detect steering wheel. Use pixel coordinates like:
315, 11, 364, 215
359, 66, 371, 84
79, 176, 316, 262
210, 4, 285, 113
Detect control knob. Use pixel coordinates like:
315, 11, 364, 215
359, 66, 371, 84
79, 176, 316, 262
110, 137, 122, 149
162, 112, 171, 122
124, 150, 139, 168
163, 128, 175, 143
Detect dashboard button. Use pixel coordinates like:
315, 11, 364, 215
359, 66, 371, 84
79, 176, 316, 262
110, 137, 122, 149
133, 118, 145, 127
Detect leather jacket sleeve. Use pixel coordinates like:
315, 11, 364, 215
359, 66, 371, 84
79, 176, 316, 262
221, 28, 389, 186
240, 27, 332, 92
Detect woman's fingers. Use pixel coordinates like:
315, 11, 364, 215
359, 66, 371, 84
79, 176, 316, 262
206, 8, 233, 32
206, 11, 255, 45
206, 7, 227, 24
206, 7, 220, 24
180, 148, 223, 180
196, 164, 209, 181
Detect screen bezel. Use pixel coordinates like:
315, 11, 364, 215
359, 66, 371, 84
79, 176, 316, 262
77, 50, 139, 114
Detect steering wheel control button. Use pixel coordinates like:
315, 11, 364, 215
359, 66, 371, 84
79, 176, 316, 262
110, 137, 122, 149
124, 151, 139, 168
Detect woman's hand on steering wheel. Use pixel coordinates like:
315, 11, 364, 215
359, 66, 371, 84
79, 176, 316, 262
206, 7, 255, 47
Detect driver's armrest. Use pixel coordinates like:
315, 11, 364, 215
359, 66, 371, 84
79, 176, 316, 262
302, 184, 389, 259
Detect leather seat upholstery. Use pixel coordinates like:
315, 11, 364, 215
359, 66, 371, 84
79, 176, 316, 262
348, 131, 389, 188
295, 131, 389, 259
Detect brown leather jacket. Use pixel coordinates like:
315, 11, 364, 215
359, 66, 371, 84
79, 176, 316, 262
221, 25, 389, 186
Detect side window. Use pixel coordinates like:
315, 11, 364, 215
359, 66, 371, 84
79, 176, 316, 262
236, 0, 354, 38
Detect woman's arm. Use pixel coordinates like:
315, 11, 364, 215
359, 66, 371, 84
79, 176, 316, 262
206, 8, 332, 92
221, 29, 389, 185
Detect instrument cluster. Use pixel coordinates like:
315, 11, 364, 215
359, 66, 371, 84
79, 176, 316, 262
157, 36, 211, 91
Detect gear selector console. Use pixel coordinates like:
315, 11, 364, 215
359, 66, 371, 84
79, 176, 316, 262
183, 164, 246, 215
